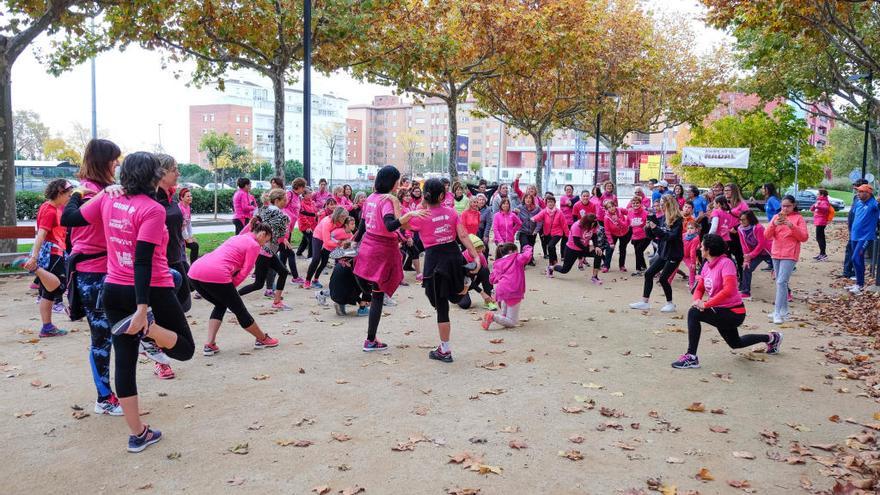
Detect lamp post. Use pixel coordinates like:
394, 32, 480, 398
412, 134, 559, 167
592, 92, 621, 186
303, 0, 312, 185
848, 71, 874, 180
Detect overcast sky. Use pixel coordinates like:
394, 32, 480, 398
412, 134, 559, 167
11, 0, 729, 161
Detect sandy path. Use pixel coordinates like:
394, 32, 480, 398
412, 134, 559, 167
0, 223, 876, 494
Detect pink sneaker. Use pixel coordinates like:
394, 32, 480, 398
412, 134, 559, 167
292, 277, 305, 285
600, 267, 609, 273
154, 363, 175, 380
591, 276, 603, 286
271, 301, 292, 311
481, 311, 494, 330
302, 281, 311, 289
254, 333, 279, 349
416, 274, 424, 282
619, 267, 627, 272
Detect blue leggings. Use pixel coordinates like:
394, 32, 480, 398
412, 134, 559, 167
76, 272, 113, 401
853, 240, 870, 287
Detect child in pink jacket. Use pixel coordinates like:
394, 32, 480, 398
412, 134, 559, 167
682, 222, 701, 291
483, 244, 532, 330
809, 189, 831, 260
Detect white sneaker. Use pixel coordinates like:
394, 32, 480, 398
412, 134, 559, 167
850, 276, 858, 281
773, 314, 784, 325
315, 290, 329, 306
94, 399, 123, 416
660, 303, 677, 313
139, 339, 171, 365
383, 295, 397, 306
849, 285, 863, 294
629, 301, 651, 310
844, 284, 859, 291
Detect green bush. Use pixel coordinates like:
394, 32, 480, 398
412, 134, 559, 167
190, 188, 237, 214
16, 191, 44, 220
821, 177, 855, 192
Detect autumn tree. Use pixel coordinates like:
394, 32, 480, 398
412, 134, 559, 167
199, 131, 250, 218
350, 0, 517, 181
318, 122, 344, 186
12, 109, 49, 159
50, 0, 374, 179
43, 135, 81, 164
563, 15, 731, 190
396, 130, 424, 179
700, 0, 880, 174
673, 105, 827, 196
0, 1, 109, 251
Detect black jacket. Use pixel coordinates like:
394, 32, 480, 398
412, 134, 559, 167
647, 217, 683, 261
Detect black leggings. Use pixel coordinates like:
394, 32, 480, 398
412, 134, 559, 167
643, 257, 681, 301
169, 261, 192, 313
458, 266, 494, 309
402, 242, 420, 271
356, 277, 384, 341
297, 231, 314, 257
233, 218, 246, 235
517, 232, 537, 262
554, 248, 598, 274
687, 305, 768, 355
603, 231, 632, 269
545, 235, 562, 265
239, 254, 288, 295
191, 279, 255, 328
424, 276, 464, 324
727, 233, 744, 278
632, 238, 651, 271
185, 241, 199, 264
306, 239, 330, 282
278, 243, 299, 279
103, 284, 195, 398
816, 225, 826, 256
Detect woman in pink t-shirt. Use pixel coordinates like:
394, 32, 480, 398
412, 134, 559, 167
305, 207, 349, 288
601, 199, 631, 272
409, 178, 481, 364
671, 234, 781, 369
189, 224, 279, 356
627, 196, 650, 274
353, 166, 427, 351
724, 183, 749, 277
61, 138, 124, 416
232, 178, 257, 234
550, 213, 605, 281
492, 198, 522, 245
65, 152, 196, 453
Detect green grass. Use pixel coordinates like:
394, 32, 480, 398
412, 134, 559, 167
827, 190, 853, 207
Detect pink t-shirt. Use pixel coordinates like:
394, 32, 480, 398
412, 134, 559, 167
571, 200, 595, 221
324, 227, 352, 250
410, 205, 459, 248
710, 209, 736, 242
284, 190, 301, 226
442, 193, 455, 209
731, 200, 749, 216
188, 233, 261, 286
699, 255, 742, 308
70, 179, 109, 273
314, 216, 334, 242
363, 193, 397, 238
565, 221, 589, 251
627, 207, 648, 241
80, 194, 174, 288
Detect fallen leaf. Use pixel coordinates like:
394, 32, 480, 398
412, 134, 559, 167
392, 442, 415, 451
489, 338, 504, 344
695, 467, 714, 481
499, 426, 520, 433
525, 355, 535, 363
478, 361, 507, 371
479, 388, 506, 395
414, 309, 430, 319
742, 352, 766, 362
331, 432, 351, 442
446, 489, 481, 495
727, 480, 751, 489
335, 379, 349, 384
247, 422, 263, 431
786, 422, 812, 432
183, 404, 194, 409
829, 415, 841, 423
569, 435, 585, 444
613, 441, 636, 451
582, 382, 605, 390
799, 385, 814, 392
809, 443, 837, 451
472, 464, 502, 475
732, 451, 755, 460
228, 443, 250, 454
71, 410, 89, 420
137, 483, 153, 490
759, 430, 779, 445
508, 439, 528, 449
340, 485, 365, 495
562, 406, 584, 414
685, 402, 706, 412
166, 451, 181, 460
710, 408, 725, 415
558, 449, 584, 461
412, 406, 429, 416
252, 374, 270, 381
276, 439, 312, 447
312, 486, 331, 495
874, 412, 880, 421
567, 342, 578, 347
666, 457, 684, 464
709, 425, 729, 434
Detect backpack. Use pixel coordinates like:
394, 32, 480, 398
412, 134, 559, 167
826, 205, 835, 222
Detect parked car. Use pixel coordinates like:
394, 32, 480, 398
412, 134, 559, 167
179, 182, 203, 190
203, 182, 234, 191
784, 188, 846, 211
251, 180, 272, 190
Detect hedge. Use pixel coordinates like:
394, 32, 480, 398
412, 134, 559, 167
16, 191, 43, 220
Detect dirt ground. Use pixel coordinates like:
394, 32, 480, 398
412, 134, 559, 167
1, 222, 878, 495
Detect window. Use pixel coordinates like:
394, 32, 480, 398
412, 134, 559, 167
203, 114, 208, 123
244, 131, 249, 137
236, 129, 241, 136
245, 116, 249, 123
818, 126, 827, 135
472, 127, 481, 133
202, 129, 207, 134
472, 151, 481, 158
415, 118, 425, 124
210, 114, 215, 122
236, 115, 241, 123
565, 173, 573, 181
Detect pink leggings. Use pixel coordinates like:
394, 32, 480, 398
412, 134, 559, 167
492, 301, 520, 328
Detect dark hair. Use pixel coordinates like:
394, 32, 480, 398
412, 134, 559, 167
689, 185, 700, 197
178, 187, 191, 200
441, 177, 451, 185
673, 184, 684, 198
591, 185, 602, 197
714, 196, 731, 212
818, 188, 828, 197
44, 178, 72, 200
422, 178, 445, 206
782, 194, 798, 211
478, 179, 487, 186
374, 165, 400, 194
270, 177, 284, 188
702, 233, 727, 257
319, 178, 328, 185
763, 183, 777, 199
291, 177, 306, 190
545, 195, 556, 205
578, 212, 597, 230
740, 210, 759, 226
495, 242, 518, 259
79, 138, 121, 186
684, 200, 694, 210
251, 222, 273, 237
119, 151, 162, 196
237, 177, 251, 189
564, 184, 574, 193
499, 197, 511, 211
648, 178, 658, 185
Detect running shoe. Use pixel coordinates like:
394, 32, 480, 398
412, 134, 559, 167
485, 301, 499, 311
37, 323, 67, 337
356, 306, 369, 317
271, 301, 292, 311
203, 343, 220, 356
660, 303, 677, 313
94, 394, 123, 416
315, 290, 329, 306
787, 292, 793, 302
334, 303, 347, 316
628, 301, 650, 310
153, 363, 175, 380
619, 266, 627, 272
111, 310, 155, 337
600, 266, 609, 273
400, 280, 410, 287
591, 276, 602, 286
303, 281, 312, 289
631, 270, 644, 277
481, 311, 494, 330
415, 274, 424, 282
577, 260, 586, 271
311, 281, 324, 289
772, 314, 784, 325
849, 285, 863, 295
817, 254, 828, 261
766, 331, 783, 355
760, 266, 774, 272
29, 282, 39, 290
193, 292, 203, 300
363, 339, 388, 352
128, 425, 162, 453
383, 295, 397, 306
671, 353, 700, 369
139, 339, 171, 365
546, 266, 554, 278
291, 277, 305, 285
52, 302, 67, 314
263, 289, 275, 298
429, 347, 453, 363
739, 292, 751, 300
254, 334, 279, 349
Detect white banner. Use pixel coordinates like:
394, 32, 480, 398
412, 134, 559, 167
616, 169, 635, 185
681, 147, 750, 169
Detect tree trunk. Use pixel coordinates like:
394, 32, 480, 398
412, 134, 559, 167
533, 132, 544, 195
329, 145, 334, 188
272, 73, 286, 180
446, 97, 459, 180
213, 169, 219, 220
609, 143, 618, 192
0, 52, 15, 252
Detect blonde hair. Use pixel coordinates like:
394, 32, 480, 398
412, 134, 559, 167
268, 188, 286, 204
330, 206, 348, 225
662, 195, 682, 226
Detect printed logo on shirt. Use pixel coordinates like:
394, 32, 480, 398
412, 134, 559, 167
704, 277, 713, 293
112, 201, 135, 214
115, 250, 133, 268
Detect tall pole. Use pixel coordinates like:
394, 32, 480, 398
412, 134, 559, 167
593, 112, 601, 186
496, 120, 503, 184
303, 0, 312, 185
90, 17, 97, 140
861, 71, 873, 180
793, 138, 800, 195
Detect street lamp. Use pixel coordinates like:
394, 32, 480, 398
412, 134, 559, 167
593, 92, 621, 186
848, 71, 874, 180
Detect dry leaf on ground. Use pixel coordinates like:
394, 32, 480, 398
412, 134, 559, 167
508, 439, 528, 449
558, 450, 584, 461
312, 486, 331, 495
695, 467, 714, 481
685, 402, 706, 412
732, 451, 755, 460
276, 439, 312, 447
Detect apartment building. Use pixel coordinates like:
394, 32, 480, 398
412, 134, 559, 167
189, 104, 254, 168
